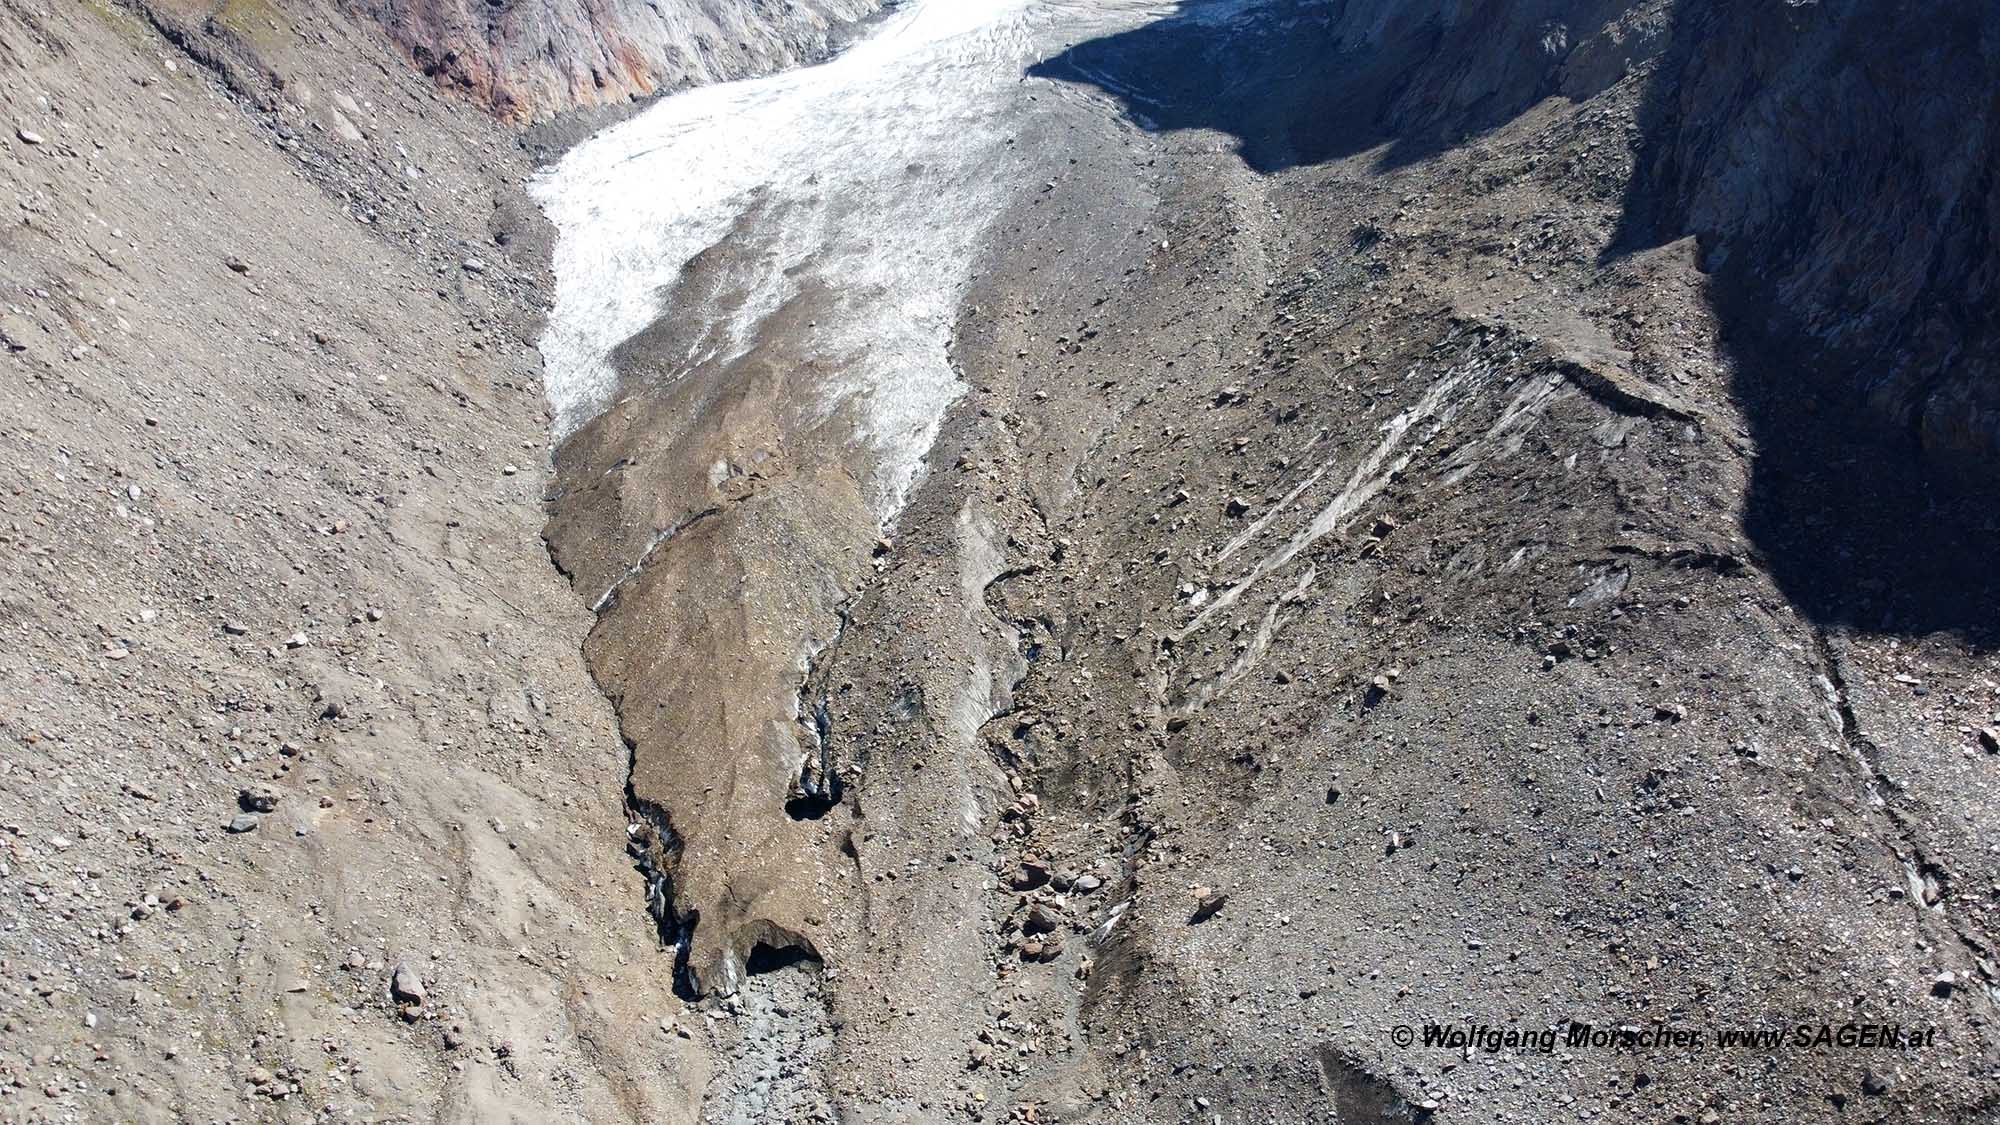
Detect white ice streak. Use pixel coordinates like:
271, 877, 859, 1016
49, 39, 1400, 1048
1179, 365, 1483, 640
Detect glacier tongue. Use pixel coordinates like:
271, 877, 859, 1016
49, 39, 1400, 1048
532, 0, 1181, 516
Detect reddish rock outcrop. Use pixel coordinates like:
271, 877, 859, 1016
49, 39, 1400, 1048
364, 0, 880, 121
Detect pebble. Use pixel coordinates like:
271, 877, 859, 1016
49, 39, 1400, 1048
239, 784, 281, 813
226, 813, 260, 834
1074, 874, 1102, 894
16, 127, 43, 145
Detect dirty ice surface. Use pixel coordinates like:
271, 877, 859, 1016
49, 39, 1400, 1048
533, 0, 1206, 514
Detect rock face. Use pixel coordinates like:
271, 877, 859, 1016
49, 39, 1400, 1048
361, 0, 882, 121
1620, 0, 1999, 474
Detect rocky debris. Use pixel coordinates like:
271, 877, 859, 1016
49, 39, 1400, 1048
10, 1, 1995, 1123
0, 1, 681, 1119
1018, 936, 1063, 963
15, 126, 43, 145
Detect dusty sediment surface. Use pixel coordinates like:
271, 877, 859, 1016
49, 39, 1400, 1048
0, 0, 699, 1119
539, 1, 2000, 1122
4, 0, 1999, 1121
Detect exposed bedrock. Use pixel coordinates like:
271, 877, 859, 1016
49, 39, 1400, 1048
361, 0, 881, 121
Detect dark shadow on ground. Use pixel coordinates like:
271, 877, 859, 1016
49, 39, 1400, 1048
1606, 0, 2000, 641
1033, 0, 2000, 642
1027, 0, 1640, 173
1028, 1, 1375, 173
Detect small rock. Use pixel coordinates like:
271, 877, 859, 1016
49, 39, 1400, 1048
1861, 1069, 1892, 1096
221, 621, 249, 636
1363, 675, 1391, 706
1023, 905, 1060, 935
1978, 728, 1999, 755
16, 127, 43, 145
238, 784, 281, 813
225, 814, 260, 834
1074, 874, 1102, 894
225, 257, 250, 275
285, 631, 309, 649
1931, 972, 1955, 998
1652, 702, 1687, 723
1009, 858, 1051, 891
502, 464, 519, 476
1189, 891, 1228, 924
1224, 496, 1250, 518
391, 963, 426, 1005
246, 1066, 274, 1087
462, 258, 487, 274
